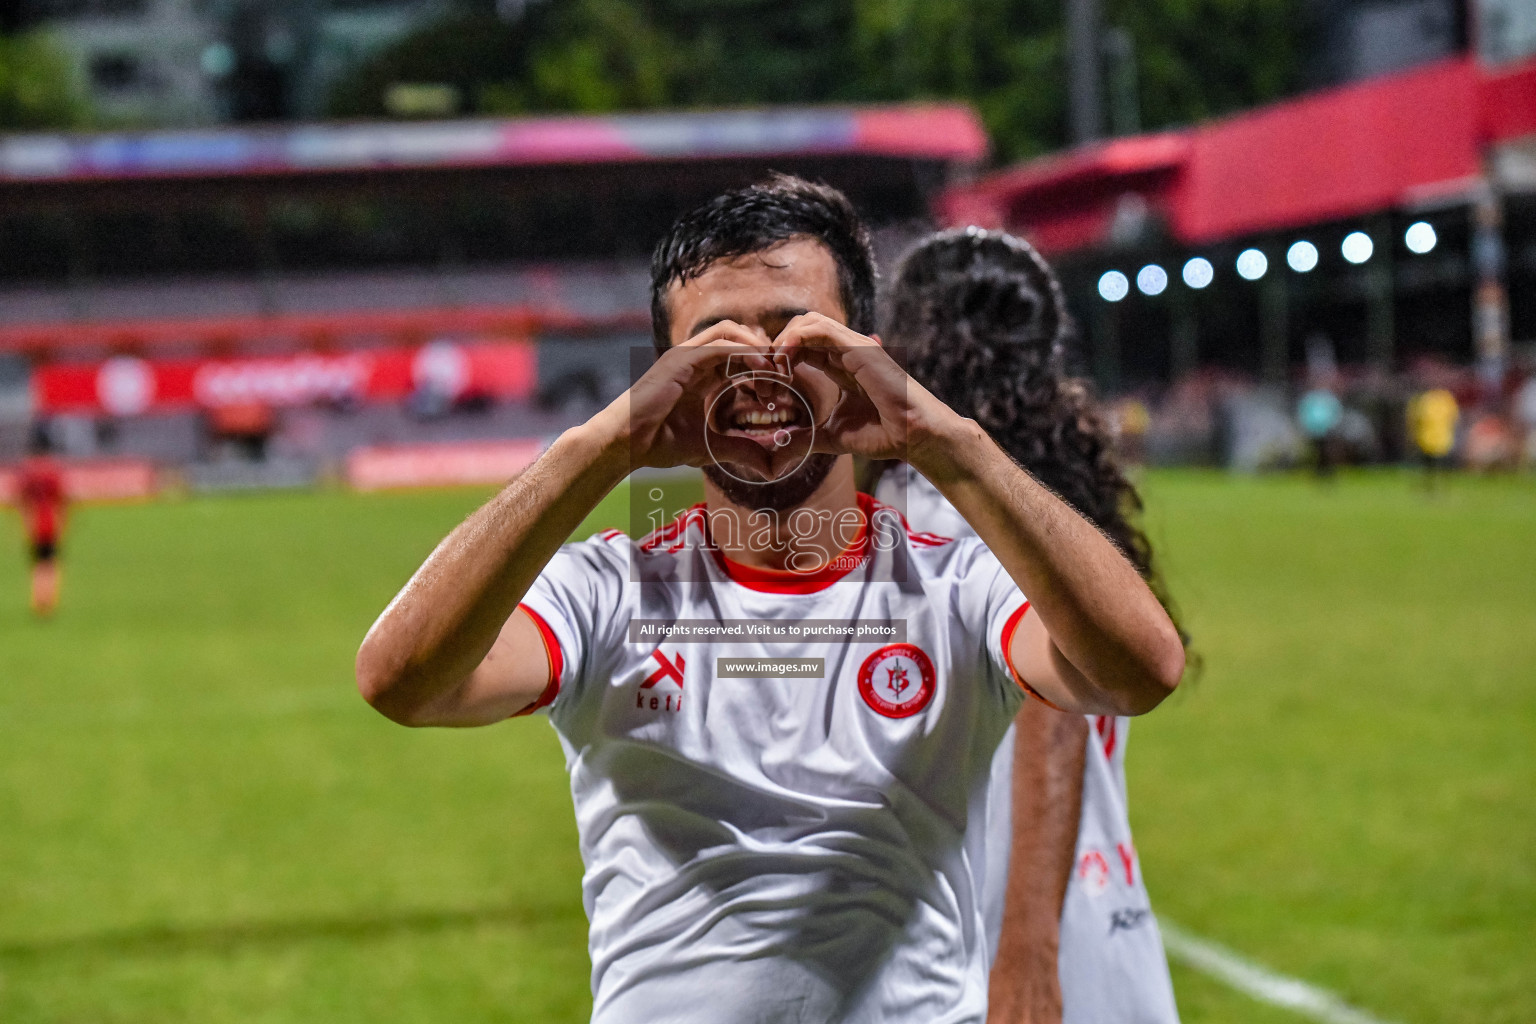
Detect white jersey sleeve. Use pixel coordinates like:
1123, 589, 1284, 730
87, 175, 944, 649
953, 539, 1033, 709
515, 533, 630, 717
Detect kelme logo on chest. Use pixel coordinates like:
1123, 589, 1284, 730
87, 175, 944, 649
856, 643, 936, 718
635, 649, 685, 712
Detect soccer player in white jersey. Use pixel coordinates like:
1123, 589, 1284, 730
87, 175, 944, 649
879, 227, 1184, 1024
356, 177, 1185, 1024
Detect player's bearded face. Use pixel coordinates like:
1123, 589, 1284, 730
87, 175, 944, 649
662, 238, 852, 512
703, 453, 836, 513
703, 373, 833, 512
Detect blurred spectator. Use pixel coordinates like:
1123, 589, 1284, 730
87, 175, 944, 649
1145, 370, 1224, 465
1304, 333, 1339, 391
1517, 374, 1536, 470
1297, 387, 1344, 478
1110, 396, 1150, 467
1222, 388, 1303, 473
1335, 406, 1382, 464
1407, 388, 1459, 489
1464, 413, 1518, 472
1092, 358, 1525, 475
207, 403, 275, 461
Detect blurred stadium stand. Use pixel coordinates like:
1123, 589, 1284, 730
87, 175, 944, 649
937, 43, 1536, 469
6, 14, 1534, 481
0, 104, 985, 486
938, 55, 1536, 383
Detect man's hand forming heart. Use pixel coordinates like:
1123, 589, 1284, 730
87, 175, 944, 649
771, 312, 957, 472
610, 323, 777, 475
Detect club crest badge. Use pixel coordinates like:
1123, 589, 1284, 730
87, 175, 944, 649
857, 643, 936, 718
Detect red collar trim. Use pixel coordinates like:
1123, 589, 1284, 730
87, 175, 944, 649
708, 494, 874, 594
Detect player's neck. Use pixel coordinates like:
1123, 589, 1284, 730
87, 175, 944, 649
702, 457, 864, 574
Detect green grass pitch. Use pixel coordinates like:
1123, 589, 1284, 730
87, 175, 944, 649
0, 471, 1532, 1023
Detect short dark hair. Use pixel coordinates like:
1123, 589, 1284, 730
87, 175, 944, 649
649, 174, 877, 350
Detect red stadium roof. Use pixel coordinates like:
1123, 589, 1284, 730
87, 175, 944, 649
938, 56, 1536, 254
0, 104, 987, 184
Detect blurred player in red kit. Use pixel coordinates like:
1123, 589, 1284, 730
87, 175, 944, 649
16, 437, 67, 617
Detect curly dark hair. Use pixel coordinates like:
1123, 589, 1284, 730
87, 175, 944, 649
649, 173, 877, 351
885, 227, 1183, 634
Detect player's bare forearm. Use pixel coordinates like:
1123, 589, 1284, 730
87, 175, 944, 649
987, 704, 1088, 1024
736, 311, 1177, 710
355, 417, 629, 726
909, 418, 1183, 715
357, 329, 772, 727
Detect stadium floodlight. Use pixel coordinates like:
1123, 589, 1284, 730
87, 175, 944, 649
1182, 257, 1214, 289
1236, 249, 1268, 281
1405, 221, 1437, 254
1136, 264, 1168, 296
1341, 231, 1374, 264
1287, 240, 1319, 273
1098, 270, 1130, 302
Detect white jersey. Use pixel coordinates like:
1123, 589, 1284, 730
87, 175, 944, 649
519, 492, 1031, 1023
876, 464, 1180, 1024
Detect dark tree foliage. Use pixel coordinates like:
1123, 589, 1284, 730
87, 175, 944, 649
0, 29, 89, 130
326, 5, 552, 118
328, 0, 1306, 162
1110, 0, 1303, 133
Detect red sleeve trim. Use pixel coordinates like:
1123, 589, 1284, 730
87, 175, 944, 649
512, 604, 563, 717
999, 600, 1066, 711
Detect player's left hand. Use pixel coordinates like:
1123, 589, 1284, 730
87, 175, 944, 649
771, 312, 954, 468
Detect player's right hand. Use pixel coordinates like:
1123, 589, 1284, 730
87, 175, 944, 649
595, 323, 776, 473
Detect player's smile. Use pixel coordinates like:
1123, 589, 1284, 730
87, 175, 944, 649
713, 384, 811, 447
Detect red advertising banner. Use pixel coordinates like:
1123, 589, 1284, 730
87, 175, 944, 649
346, 439, 547, 492
33, 340, 537, 417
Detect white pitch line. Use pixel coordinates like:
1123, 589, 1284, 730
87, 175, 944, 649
1159, 920, 1403, 1024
